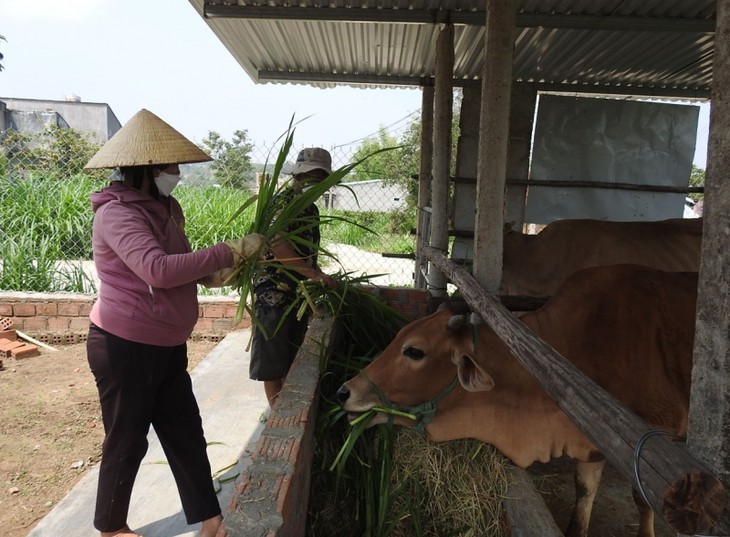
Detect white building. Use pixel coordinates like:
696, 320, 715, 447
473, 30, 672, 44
325, 179, 407, 212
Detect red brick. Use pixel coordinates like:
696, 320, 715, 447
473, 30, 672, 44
48, 317, 71, 331
194, 318, 214, 332
22, 317, 48, 332
57, 302, 81, 316
0, 330, 17, 341
13, 303, 36, 317
0, 340, 24, 358
79, 302, 93, 316
203, 304, 225, 318
68, 317, 90, 331
10, 343, 39, 359
223, 303, 239, 318
36, 302, 58, 316
211, 318, 236, 332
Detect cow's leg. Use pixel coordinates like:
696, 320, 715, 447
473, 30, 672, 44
631, 486, 655, 537
564, 459, 606, 537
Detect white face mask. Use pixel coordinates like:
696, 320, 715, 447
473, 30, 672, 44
154, 171, 181, 197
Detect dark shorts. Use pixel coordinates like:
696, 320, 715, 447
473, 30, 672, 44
249, 304, 310, 381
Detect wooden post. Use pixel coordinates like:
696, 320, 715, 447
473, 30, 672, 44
422, 245, 727, 535
415, 85, 434, 290
427, 23, 454, 298
474, 0, 516, 293
686, 0, 730, 532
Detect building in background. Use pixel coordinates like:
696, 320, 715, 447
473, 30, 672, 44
0, 95, 121, 142
326, 179, 406, 212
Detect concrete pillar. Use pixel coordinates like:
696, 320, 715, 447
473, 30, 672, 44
686, 0, 730, 530
428, 23, 454, 297
415, 85, 434, 289
473, 0, 516, 292
0, 100, 7, 133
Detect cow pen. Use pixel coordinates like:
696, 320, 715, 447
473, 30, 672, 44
421, 245, 728, 535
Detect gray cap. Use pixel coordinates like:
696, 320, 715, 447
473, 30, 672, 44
282, 147, 332, 175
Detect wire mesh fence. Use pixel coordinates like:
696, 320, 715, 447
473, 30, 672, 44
0, 126, 418, 294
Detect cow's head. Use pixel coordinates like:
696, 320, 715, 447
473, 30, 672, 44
336, 303, 495, 432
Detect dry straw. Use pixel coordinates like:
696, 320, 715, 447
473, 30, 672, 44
387, 429, 511, 537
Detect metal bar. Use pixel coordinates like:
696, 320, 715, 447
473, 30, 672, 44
256, 71, 712, 97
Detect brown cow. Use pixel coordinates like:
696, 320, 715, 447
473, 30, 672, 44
337, 264, 697, 537
500, 217, 702, 296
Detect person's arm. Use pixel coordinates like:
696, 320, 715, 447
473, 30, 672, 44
270, 236, 336, 288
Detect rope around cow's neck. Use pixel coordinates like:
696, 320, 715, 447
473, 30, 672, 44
362, 372, 460, 434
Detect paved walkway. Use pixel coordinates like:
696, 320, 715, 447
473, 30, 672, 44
28, 330, 269, 537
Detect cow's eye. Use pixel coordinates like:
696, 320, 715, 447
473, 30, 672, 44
403, 346, 425, 360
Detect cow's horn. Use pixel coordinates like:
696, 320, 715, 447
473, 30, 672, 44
447, 314, 467, 332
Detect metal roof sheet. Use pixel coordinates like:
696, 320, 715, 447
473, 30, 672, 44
189, 0, 715, 97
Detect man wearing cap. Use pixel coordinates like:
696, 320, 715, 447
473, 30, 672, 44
251, 147, 336, 407
84, 109, 263, 537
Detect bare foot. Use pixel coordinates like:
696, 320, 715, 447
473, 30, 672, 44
200, 513, 224, 537
100, 527, 142, 537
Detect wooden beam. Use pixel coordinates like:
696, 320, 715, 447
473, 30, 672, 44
503, 467, 564, 536
422, 245, 728, 535
204, 5, 716, 33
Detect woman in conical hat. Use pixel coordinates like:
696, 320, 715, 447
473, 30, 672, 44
84, 109, 261, 537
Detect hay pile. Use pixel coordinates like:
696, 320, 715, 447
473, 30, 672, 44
387, 429, 511, 537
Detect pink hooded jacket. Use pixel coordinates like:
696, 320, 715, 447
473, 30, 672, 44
89, 182, 233, 346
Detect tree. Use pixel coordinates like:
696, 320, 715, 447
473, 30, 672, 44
689, 164, 705, 203
0, 125, 101, 179
351, 96, 461, 211
351, 127, 401, 181
0, 34, 5, 72
200, 129, 255, 189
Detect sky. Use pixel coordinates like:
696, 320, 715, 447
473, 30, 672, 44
0, 0, 423, 152
0, 0, 710, 166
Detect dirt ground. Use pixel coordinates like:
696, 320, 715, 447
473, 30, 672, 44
530, 457, 676, 537
0, 338, 218, 537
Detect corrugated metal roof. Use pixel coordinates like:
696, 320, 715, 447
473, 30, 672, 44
188, 0, 715, 97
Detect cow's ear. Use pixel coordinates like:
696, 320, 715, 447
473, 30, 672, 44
454, 353, 494, 392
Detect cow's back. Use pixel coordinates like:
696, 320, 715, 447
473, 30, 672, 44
524, 264, 697, 433
501, 218, 702, 296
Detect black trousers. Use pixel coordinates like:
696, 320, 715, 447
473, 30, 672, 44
86, 324, 221, 532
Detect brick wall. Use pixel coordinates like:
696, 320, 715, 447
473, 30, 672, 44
0, 292, 250, 344
221, 316, 335, 537
218, 286, 429, 537
0, 287, 426, 345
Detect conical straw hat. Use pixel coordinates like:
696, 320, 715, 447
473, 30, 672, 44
85, 108, 212, 169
